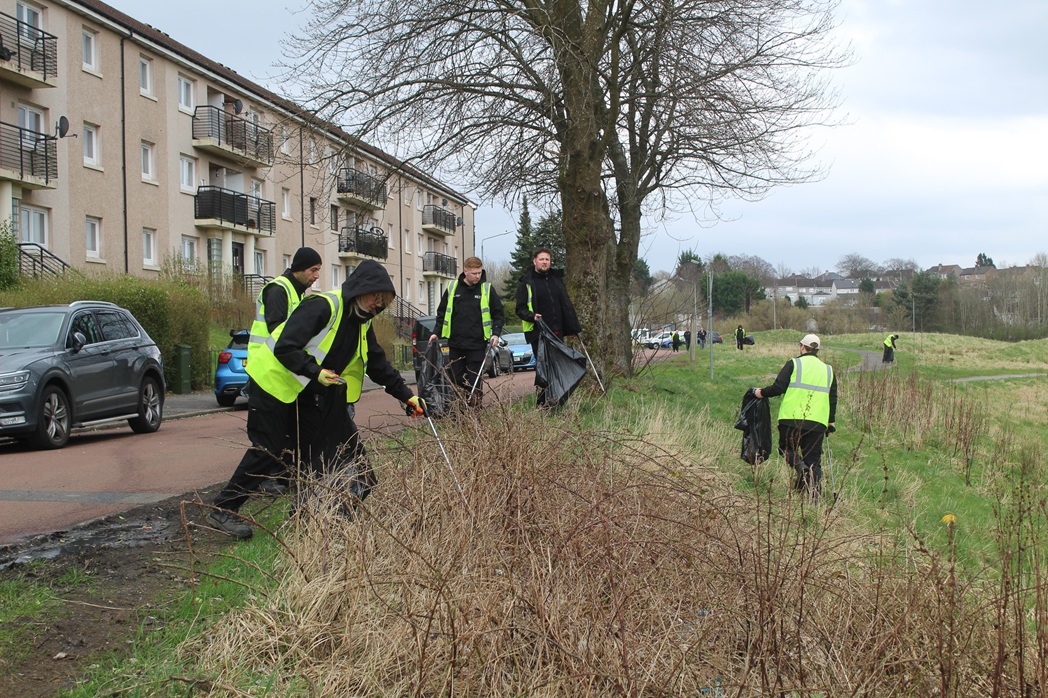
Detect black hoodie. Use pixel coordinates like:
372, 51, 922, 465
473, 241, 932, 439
273, 259, 412, 402
515, 267, 582, 339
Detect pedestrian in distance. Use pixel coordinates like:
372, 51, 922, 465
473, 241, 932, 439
882, 333, 899, 363
753, 333, 837, 500
208, 247, 322, 539
698, 329, 707, 349
672, 331, 681, 352
736, 324, 746, 351
684, 329, 692, 350
516, 248, 582, 408
431, 256, 505, 409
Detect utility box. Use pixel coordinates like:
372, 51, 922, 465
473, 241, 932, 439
172, 344, 192, 394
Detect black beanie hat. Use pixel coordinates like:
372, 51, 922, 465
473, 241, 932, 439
289, 247, 322, 272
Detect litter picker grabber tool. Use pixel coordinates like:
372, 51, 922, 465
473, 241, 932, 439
468, 348, 491, 401
825, 436, 839, 505
576, 335, 606, 394
406, 400, 467, 504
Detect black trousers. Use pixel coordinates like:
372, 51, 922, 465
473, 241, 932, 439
296, 386, 374, 500
882, 345, 894, 363
214, 387, 297, 513
777, 422, 827, 492
447, 346, 486, 407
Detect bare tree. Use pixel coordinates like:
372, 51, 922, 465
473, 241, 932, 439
286, 0, 843, 378
837, 253, 880, 279
883, 257, 919, 273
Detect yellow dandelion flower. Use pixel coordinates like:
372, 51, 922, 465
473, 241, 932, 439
941, 513, 957, 525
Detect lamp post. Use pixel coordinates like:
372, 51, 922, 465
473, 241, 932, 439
708, 270, 714, 379
682, 260, 700, 363
480, 230, 514, 263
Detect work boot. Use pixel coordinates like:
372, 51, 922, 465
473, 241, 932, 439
257, 480, 288, 496
206, 510, 253, 540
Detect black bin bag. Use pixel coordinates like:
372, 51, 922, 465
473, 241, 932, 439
735, 388, 772, 464
416, 339, 453, 418
535, 318, 587, 408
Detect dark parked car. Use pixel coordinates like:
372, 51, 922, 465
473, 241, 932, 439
214, 329, 249, 407
0, 301, 165, 449
412, 315, 512, 382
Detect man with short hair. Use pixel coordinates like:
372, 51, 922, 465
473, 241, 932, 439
515, 248, 582, 407
209, 247, 321, 538
754, 333, 838, 496
431, 256, 505, 407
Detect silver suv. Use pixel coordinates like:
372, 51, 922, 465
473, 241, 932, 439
0, 301, 165, 449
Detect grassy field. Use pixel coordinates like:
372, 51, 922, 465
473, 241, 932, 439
8, 330, 1046, 695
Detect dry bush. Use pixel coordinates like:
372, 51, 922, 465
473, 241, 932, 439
184, 402, 1047, 696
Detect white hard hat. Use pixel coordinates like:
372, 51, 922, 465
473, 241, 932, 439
800, 334, 820, 349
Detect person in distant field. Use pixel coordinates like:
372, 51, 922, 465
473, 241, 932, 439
208, 247, 321, 539
672, 331, 681, 352
698, 329, 707, 349
736, 325, 746, 351
431, 256, 505, 408
516, 248, 582, 407
882, 333, 899, 363
754, 334, 838, 498
684, 330, 692, 351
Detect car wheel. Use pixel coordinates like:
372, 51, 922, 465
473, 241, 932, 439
129, 376, 163, 434
487, 355, 500, 378
29, 385, 71, 449
216, 393, 238, 407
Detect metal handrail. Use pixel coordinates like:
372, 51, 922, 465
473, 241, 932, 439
240, 273, 272, 297
422, 205, 458, 234
192, 105, 274, 166
423, 251, 457, 276
338, 225, 388, 259
336, 167, 387, 205
17, 242, 71, 279
194, 186, 275, 234
0, 12, 58, 81
0, 120, 57, 183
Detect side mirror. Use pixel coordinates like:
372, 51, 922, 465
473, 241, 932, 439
498, 338, 507, 347
71, 331, 87, 352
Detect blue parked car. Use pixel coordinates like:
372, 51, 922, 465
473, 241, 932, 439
214, 329, 249, 407
502, 332, 536, 371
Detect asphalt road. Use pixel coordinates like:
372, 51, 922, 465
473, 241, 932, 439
0, 370, 534, 546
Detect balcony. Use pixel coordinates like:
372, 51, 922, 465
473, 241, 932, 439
336, 167, 387, 210
0, 12, 58, 88
422, 204, 458, 236
0, 121, 56, 189
338, 226, 388, 261
192, 105, 273, 168
194, 186, 275, 236
423, 251, 457, 279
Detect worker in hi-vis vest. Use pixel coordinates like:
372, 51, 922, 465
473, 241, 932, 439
754, 334, 838, 497
431, 256, 505, 408
209, 247, 321, 540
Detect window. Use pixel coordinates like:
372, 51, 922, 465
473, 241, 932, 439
331, 265, 340, 289
179, 155, 196, 191
281, 188, 291, 219
309, 197, 317, 226
328, 147, 339, 176
20, 204, 47, 245
139, 56, 153, 96
388, 224, 394, 249
180, 236, 197, 269
403, 228, 411, 254
282, 254, 291, 270
98, 311, 138, 341
280, 125, 291, 155
16, 2, 42, 41
85, 217, 101, 258
330, 204, 339, 231
404, 278, 411, 301
416, 190, 423, 210
17, 104, 44, 150
83, 123, 99, 166
417, 233, 423, 257
251, 178, 263, 199
177, 75, 194, 112
140, 142, 155, 181
142, 228, 156, 266
82, 28, 98, 72
254, 250, 265, 276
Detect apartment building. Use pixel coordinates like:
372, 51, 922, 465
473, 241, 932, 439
0, 0, 474, 313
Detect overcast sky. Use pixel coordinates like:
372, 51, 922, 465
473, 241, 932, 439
108, 0, 1047, 276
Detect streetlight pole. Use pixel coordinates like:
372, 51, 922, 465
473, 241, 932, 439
479, 230, 514, 262
708, 271, 714, 379
682, 260, 700, 363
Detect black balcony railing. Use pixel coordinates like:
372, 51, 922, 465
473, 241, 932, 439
423, 251, 457, 277
17, 242, 71, 279
338, 226, 388, 260
422, 205, 458, 234
194, 186, 275, 235
0, 12, 58, 81
0, 121, 56, 183
192, 105, 273, 166
336, 167, 387, 206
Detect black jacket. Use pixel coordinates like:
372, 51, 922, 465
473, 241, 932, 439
433, 269, 505, 352
759, 352, 838, 427
261, 270, 310, 332
274, 259, 412, 403
515, 268, 582, 339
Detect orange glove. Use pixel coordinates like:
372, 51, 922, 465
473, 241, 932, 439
405, 396, 426, 417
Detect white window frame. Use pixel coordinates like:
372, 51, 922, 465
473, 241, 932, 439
85, 216, 101, 259
282, 254, 291, 270
83, 123, 100, 167
81, 28, 99, 73
281, 188, 291, 219
253, 250, 265, 276
17, 104, 44, 150
17, 2, 42, 41
177, 75, 194, 113
403, 228, 410, 254
179, 155, 196, 192
251, 178, 263, 199
280, 125, 291, 156
331, 265, 340, 290
142, 228, 156, 266
139, 56, 153, 96
180, 235, 198, 269
20, 203, 48, 246
404, 277, 411, 302
140, 141, 155, 181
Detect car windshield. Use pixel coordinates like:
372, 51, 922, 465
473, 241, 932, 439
0, 311, 65, 349
503, 333, 527, 346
